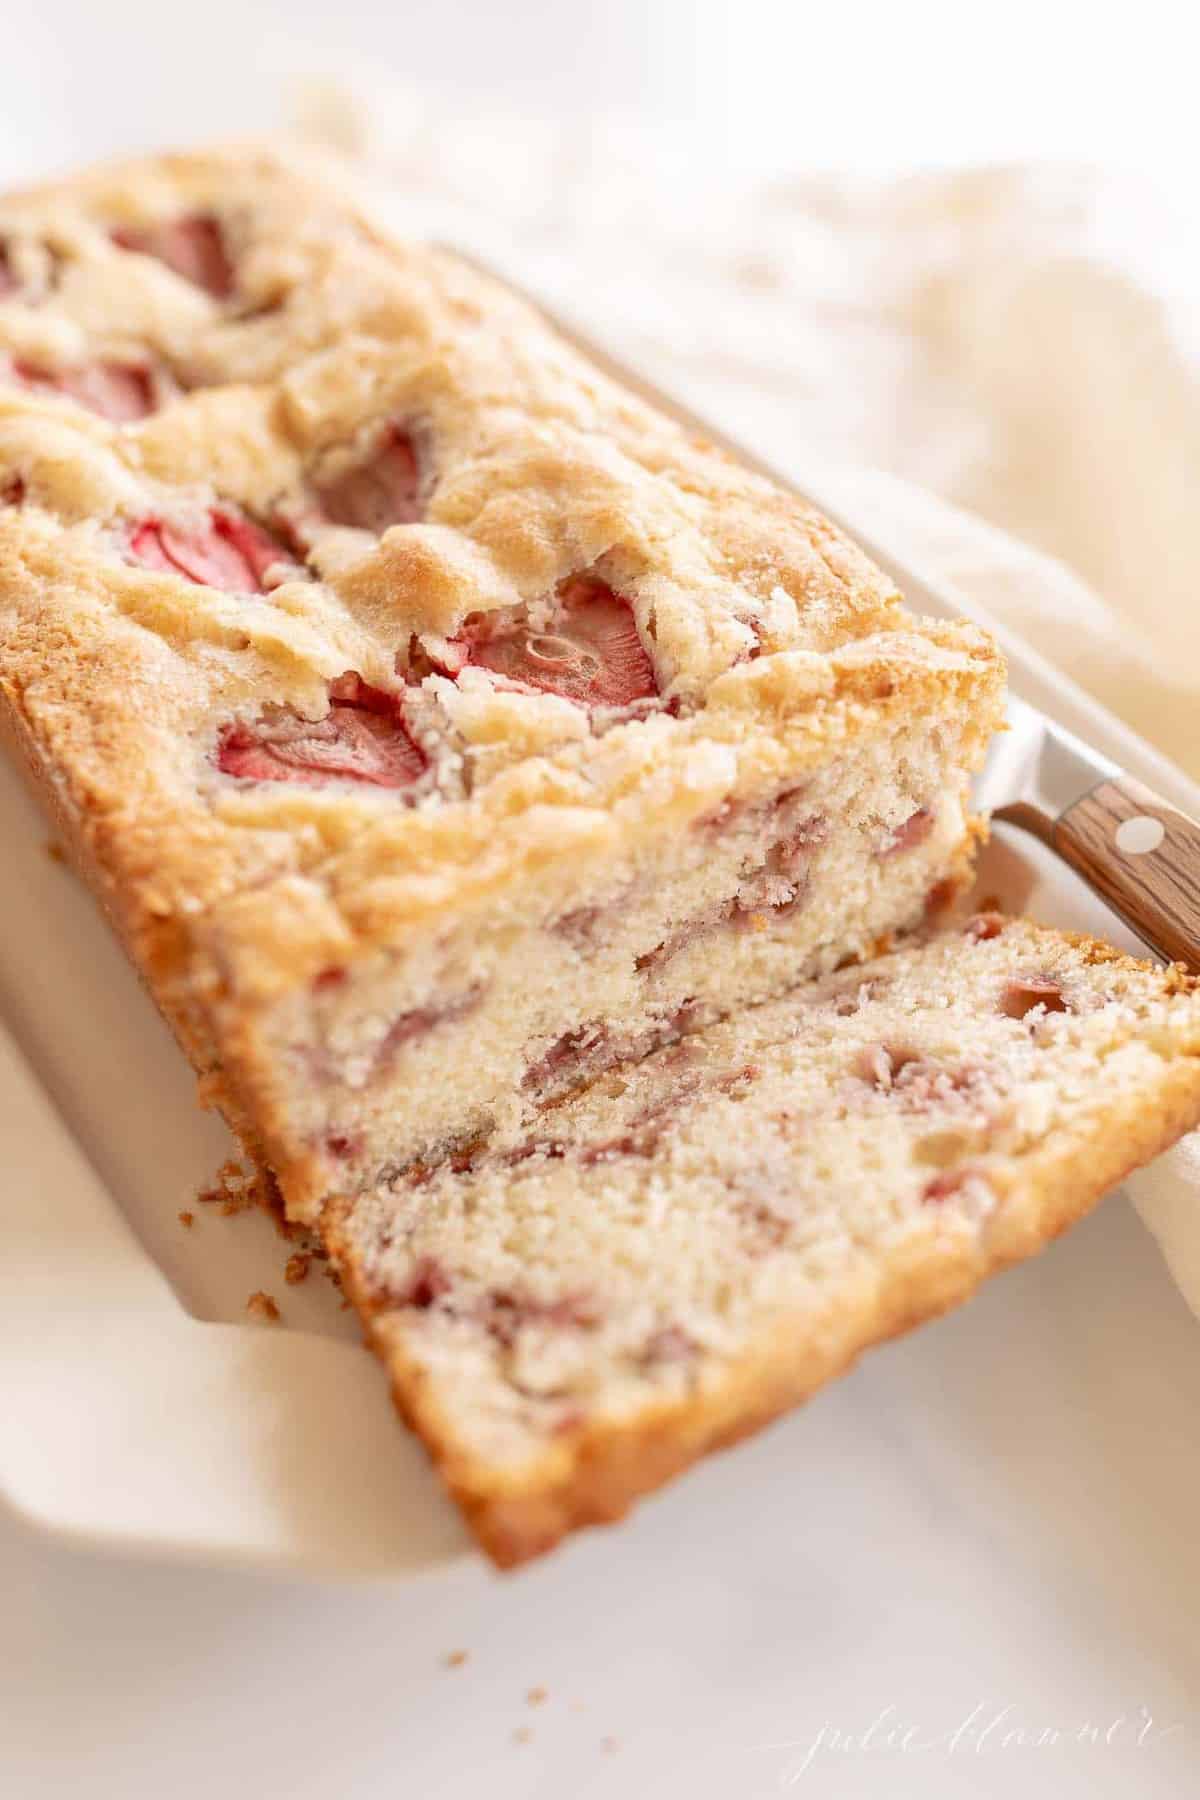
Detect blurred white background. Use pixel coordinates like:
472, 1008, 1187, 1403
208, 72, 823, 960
1, 0, 1197, 191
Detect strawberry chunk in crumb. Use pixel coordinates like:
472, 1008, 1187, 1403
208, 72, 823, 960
7, 356, 158, 423
999, 975, 1070, 1020
128, 509, 291, 592
218, 674, 427, 790
0, 244, 16, 297
399, 1257, 454, 1309
965, 911, 1006, 942
316, 425, 422, 533
464, 576, 657, 710
480, 1287, 601, 1347
923, 1167, 994, 1210
638, 1325, 697, 1367
111, 214, 233, 299
878, 807, 935, 857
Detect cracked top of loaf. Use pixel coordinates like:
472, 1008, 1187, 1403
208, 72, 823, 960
0, 145, 1003, 993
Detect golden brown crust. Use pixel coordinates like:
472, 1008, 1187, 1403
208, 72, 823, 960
0, 653, 270, 1163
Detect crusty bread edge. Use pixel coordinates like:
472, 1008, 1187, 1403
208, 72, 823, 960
0, 673, 277, 1165
325, 945, 1200, 1568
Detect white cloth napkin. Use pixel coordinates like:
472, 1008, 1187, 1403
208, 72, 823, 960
297, 84, 1200, 1314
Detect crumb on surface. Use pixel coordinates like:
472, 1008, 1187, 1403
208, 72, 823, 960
264, 1172, 302, 1240
177, 1209, 194, 1229
284, 1251, 311, 1285
601, 1736, 620, 1754
44, 839, 67, 864
246, 1289, 281, 1323
513, 1727, 534, 1746
526, 1686, 548, 1707
197, 1158, 258, 1216
194, 1157, 287, 1221
443, 1649, 470, 1669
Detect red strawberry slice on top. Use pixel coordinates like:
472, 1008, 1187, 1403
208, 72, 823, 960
128, 509, 291, 593
217, 674, 427, 790
464, 576, 657, 710
110, 214, 233, 300
315, 426, 422, 534
8, 357, 158, 423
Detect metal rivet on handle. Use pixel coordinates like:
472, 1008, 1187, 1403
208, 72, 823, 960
1115, 815, 1166, 855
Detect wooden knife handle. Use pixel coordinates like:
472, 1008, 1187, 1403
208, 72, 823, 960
1054, 776, 1200, 972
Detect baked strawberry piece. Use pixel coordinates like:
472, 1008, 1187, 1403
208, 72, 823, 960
218, 675, 426, 790
110, 213, 233, 298
461, 577, 656, 710
127, 509, 293, 591
4, 355, 160, 422
329, 917, 1200, 1565
315, 425, 422, 534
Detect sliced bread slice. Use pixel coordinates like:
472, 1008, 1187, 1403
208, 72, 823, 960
327, 914, 1200, 1565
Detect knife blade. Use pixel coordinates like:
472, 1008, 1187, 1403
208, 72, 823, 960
972, 693, 1120, 841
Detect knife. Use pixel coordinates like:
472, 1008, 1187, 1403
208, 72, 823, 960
444, 246, 1200, 973
971, 693, 1200, 970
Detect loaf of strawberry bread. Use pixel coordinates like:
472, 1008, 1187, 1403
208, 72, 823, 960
328, 915, 1200, 1565
0, 145, 1003, 1222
